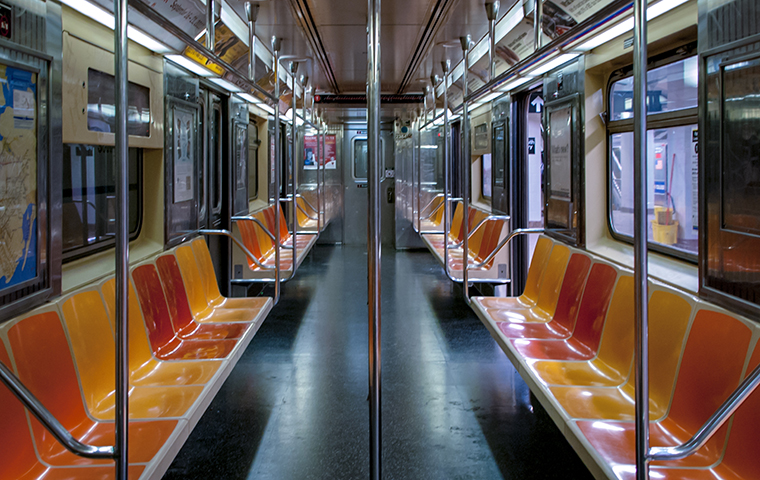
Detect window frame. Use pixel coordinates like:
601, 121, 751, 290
351, 136, 385, 183
605, 44, 699, 263
62, 146, 144, 262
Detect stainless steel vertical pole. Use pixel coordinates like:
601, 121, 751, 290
533, 0, 543, 51
317, 124, 322, 233
460, 35, 472, 304
207, 0, 216, 51
416, 117, 421, 233
441, 60, 450, 278
367, 0, 382, 476
633, 0, 649, 478
245, 2, 259, 82
485, 2, 500, 81
429, 77, 438, 120
113, 0, 129, 476
272, 36, 282, 304
290, 62, 299, 267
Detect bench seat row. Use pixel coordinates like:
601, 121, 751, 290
0, 237, 273, 480
471, 235, 760, 480
420, 201, 509, 281
236, 203, 319, 277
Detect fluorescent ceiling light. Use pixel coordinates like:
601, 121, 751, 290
494, 2, 525, 44
526, 53, 581, 76
237, 93, 260, 103
255, 103, 275, 115
210, 78, 242, 92
497, 76, 535, 92
60, 0, 171, 53
478, 91, 502, 103
576, 0, 690, 51
166, 54, 216, 76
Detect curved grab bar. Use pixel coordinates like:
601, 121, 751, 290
296, 201, 319, 221
470, 227, 543, 270
294, 193, 319, 214
0, 362, 115, 459
649, 361, 760, 461
446, 214, 511, 249
232, 216, 295, 250
199, 229, 275, 271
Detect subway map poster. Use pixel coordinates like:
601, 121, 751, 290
0, 64, 37, 291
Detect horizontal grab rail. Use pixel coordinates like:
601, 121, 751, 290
0, 362, 115, 459
199, 229, 275, 271
649, 361, 760, 461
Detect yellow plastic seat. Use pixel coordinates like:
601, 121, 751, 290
532, 285, 692, 408
484, 243, 571, 324
177, 241, 268, 323
525, 275, 636, 387
101, 279, 221, 386
60, 289, 203, 419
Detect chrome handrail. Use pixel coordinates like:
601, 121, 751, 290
295, 193, 319, 215
296, 201, 319, 221
0, 362, 115, 459
199, 229, 275, 271
231, 216, 295, 250
648, 361, 760, 462
470, 227, 542, 269
419, 193, 444, 217
446, 214, 511, 249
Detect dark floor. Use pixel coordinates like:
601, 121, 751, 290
164, 246, 594, 480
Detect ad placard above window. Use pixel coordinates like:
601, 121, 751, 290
87, 68, 151, 137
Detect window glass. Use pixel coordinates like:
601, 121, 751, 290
87, 69, 151, 137
248, 121, 259, 200
609, 124, 699, 255
62, 144, 141, 258
610, 56, 698, 121
482, 153, 492, 199
354, 138, 368, 180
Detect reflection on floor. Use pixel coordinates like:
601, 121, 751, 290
164, 246, 593, 479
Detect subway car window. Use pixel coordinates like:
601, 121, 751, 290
62, 145, 142, 259
353, 138, 368, 180
248, 119, 259, 201
608, 55, 699, 258
86, 69, 150, 137
481, 153, 492, 199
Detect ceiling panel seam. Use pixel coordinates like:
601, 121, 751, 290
286, 0, 341, 93
396, 0, 456, 94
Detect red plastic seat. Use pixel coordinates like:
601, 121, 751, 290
576, 309, 752, 468
132, 264, 237, 360
7, 310, 177, 466
0, 339, 146, 479
510, 263, 618, 359
496, 253, 592, 339
156, 253, 248, 340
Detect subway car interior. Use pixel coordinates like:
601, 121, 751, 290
1, 0, 760, 478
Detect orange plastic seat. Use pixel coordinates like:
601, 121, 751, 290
60, 290, 203, 419
483, 244, 571, 323
7, 311, 178, 466
575, 309, 752, 469
531, 287, 691, 394
156, 253, 248, 340
622, 341, 760, 480
190, 237, 272, 312
496, 253, 591, 339
102, 279, 222, 386
510, 263, 618, 359
175, 244, 264, 324
428, 202, 463, 249
132, 264, 236, 360
477, 236, 554, 311
0, 340, 146, 479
